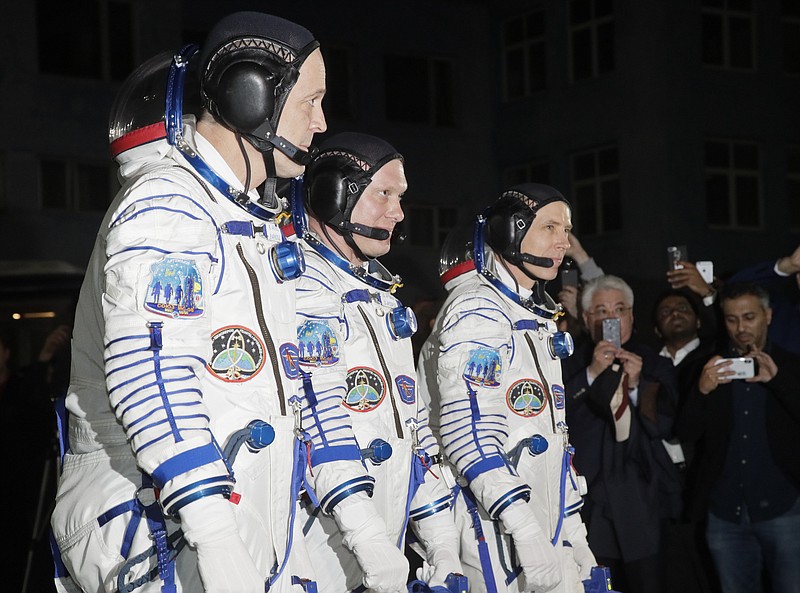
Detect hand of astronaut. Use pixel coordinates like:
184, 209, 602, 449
179, 495, 264, 593
500, 503, 561, 592
411, 511, 463, 588
334, 494, 410, 593
562, 514, 595, 581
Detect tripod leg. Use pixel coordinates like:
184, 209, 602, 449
22, 455, 56, 593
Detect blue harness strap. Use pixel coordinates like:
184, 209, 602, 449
460, 486, 499, 593
266, 433, 316, 591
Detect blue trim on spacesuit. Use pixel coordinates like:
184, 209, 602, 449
487, 485, 532, 520
462, 454, 506, 483
310, 444, 363, 467
150, 442, 224, 488
409, 493, 453, 521
320, 475, 376, 514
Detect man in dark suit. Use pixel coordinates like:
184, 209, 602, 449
652, 288, 719, 593
677, 282, 800, 593
563, 274, 681, 593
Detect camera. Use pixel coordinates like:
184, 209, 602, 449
666, 245, 687, 270
560, 268, 579, 288
715, 357, 755, 379
696, 260, 714, 284
601, 318, 621, 349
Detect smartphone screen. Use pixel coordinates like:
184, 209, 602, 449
602, 318, 622, 348
561, 268, 579, 288
667, 245, 687, 270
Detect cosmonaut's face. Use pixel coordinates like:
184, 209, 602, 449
273, 48, 327, 178
514, 201, 571, 285
349, 158, 407, 259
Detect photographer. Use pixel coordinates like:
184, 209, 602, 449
562, 275, 680, 593
676, 282, 800, 593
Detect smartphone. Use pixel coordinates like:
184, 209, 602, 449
667, 245, 688, 270
715, 357, 755, 379
601, 318, 622, 349
696, 260, 714, 284
560, 268, 579, 288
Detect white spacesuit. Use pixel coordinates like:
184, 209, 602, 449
51, 14, 323, 593
417, 186, 596, 593
290, 133, 462, 593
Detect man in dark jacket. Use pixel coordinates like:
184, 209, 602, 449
563, 275, 681, 593
676, 282, 800, 593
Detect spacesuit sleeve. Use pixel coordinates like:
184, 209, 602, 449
435, 287, 528, 518
296, 253, 373, 512
102, 169, 233, 515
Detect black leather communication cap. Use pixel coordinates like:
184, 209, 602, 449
500, 182, 570, 214
198, 11, 318, 74
315, 132, 404, 173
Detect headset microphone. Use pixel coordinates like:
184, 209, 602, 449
248, 119, 319, 166
511, 251, 555, 268
341, 221, 390, 241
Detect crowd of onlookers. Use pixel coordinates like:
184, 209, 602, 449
412, 237, 800, 593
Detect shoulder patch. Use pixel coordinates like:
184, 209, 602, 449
395, 374, 416, 404
144, 257, 205, 318
462, 347, 503, 388
552, 384, 565, 409
208, 326, 265, 382
297, 319, 341, 367
506, 378, 547, 417
344, 366, 386, 412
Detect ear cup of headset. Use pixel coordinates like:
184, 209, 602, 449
305, 157, 364, 224
213, 61, 276, 131
203, 48, 287, 133
486, 197, 530, 254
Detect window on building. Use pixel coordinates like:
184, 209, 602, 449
503, 10, 547, 100
568, 0, 615, 82
37, 0, 135, 81
40, 158, 118, 213
570, 145, 620, 235
406, 205, 459, 248
384, 55, 455, 127
704, 140, 761, 229
504, 161, 550, 187
701, 0, 755, 70
788, 145, 800, 231
323, 46, 356, 120
783, 0, 800, 75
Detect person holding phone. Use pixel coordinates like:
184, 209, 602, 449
676, 282, 800, 593
561, 274, 681, 593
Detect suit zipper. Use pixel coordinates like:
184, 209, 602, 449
236, 242, 286, 416
524, 333, 556, 433
356, 304, 404, 438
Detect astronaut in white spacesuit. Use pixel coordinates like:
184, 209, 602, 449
416, 184, 598, 593
291, 132, 463, 593
50, 12, 327, 593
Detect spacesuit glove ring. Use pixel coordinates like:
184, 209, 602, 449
179, 495, 264, 593
411, 512, 462, 588
333, 495, 409, 593
500, 503, 561, 593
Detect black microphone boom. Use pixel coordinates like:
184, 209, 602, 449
511, 250, 554, 268
342, 221, 390, 241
